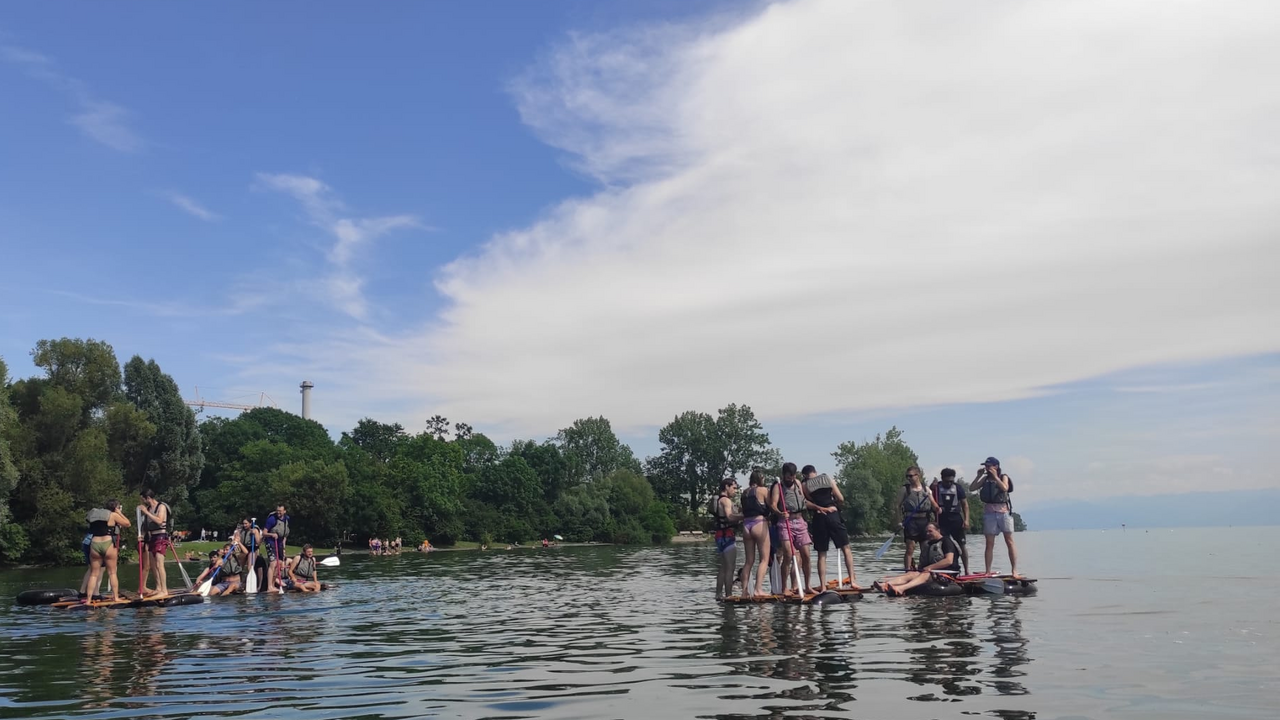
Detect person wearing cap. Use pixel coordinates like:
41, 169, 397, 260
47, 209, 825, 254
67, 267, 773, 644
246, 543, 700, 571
970, 456, 1019, 577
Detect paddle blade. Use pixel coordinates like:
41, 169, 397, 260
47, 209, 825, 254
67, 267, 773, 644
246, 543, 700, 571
873, 534, 895, 559
245, 567, 258, 594
196, 578, 213, 597
319, 556, 340, 567
981, 578, 1007, 594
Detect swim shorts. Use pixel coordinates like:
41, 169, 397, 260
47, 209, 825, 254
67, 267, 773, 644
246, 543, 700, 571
983, 512, 1014, 535
902, 521, 927, 543
811, 510, 849, 552
266, 540, 281, 562
774, 517, 811, 549
714, 528, 737, 553
147, 534, 171, 556
939, 515, 967, 546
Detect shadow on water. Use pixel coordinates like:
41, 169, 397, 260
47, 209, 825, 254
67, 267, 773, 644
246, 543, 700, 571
0, 543, 1047, 719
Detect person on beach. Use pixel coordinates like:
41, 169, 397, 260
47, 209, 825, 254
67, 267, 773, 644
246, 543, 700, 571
137, 489, 172, 598
971, 457, 1020, 577
873, 523, 961, 596
801, 466, 862, 591
893, 467, 939, 572
770, 463, 817, 595
82, 500, 131, 604
286, 544, 322, 592
931, 468, 971, 575
713, 478, 743, 599
737, 468, 772, 597
262, 505, 290, 592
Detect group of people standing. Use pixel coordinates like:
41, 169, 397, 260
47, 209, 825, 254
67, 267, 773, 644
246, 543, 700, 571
369, 537, 402, 555
711, 457, 1021, 599
78, 491, 314, 603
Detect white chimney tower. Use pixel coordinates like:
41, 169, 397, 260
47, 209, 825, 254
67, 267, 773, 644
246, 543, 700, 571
300, 380, 314, 419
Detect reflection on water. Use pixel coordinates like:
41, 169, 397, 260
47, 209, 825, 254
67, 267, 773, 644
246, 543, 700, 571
3, 531, 1277, 720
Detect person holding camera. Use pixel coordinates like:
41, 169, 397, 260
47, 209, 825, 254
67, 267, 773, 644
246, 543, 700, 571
970, 456, 1020, 577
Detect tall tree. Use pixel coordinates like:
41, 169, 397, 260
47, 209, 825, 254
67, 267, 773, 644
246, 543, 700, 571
556, 416, 641, 483
425, 415, 450, 440
831, 426, 920, 534
0, 358, 23, 562
646, 404, 780, 513
341, 418, 407, 463
30, 338, 121, 417
123, 356, 204, 504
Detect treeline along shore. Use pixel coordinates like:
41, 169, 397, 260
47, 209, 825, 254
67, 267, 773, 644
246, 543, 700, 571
0, 337, 1023, 566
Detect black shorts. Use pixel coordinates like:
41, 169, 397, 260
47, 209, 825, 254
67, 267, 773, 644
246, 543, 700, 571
811, 511, 849, 552
903, 521, 928, 543
939, 516, 967, 546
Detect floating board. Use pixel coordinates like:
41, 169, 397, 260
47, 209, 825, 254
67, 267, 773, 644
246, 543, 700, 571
719, 588, 866, 605
15, 588, 80, 606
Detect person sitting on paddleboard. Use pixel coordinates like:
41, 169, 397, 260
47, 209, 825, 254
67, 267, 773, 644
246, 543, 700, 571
931, 468, 971, 576
894, 467, 939, 572
770, 462, 818, 596
801, 465, 863, 591
209, 542, 244, 596
712, 478, 743, 599
262, 504, 289, 592
137, 489, 172, 598
286, 544, 322, 592
873, 523, 961, 596
237, 518, 265, 589
971, 457, 1020, 577
82, 500, 131, 605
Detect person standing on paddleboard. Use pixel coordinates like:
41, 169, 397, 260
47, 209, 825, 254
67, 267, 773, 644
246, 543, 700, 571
82, 500, 131, 605
137, 489, 172, 598
738, 468, 772, 598
801, 465, 862, 591
894, 467, 939, 572
770, 462, 818, 595
262, 504, 290, 592
712, 478, 743, 599
970, 457, 1020, 577
932, 469, 971, 576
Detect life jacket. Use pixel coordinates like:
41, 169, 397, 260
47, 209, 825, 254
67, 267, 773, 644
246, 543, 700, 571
712, 495, 740, 540
294, 555, 317, 581
775, 480, 806, 515
237, 527, 259, 553
901, 485, 933, 528
87, 508, 114, 537
921, 536, 960, 571
741, 487, 768, 518
804, 473, 837, 509
221, 552, 243, 577
267, 514, 289, 542
936, 483, 964, 516
979, 474, 1013, 506
144, 502, 171, 537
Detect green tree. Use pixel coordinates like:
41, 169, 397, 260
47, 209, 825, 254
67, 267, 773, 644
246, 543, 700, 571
0, 357, 23, 560
425, 414, 449, 440
600, 470, 675, 545
831, 426, 920, 535
341, 418, 407, 463
646, 404, 779, 514
556, 416, 641, 483
30, 338, 121, 417
508, 439, 570, 502
122, 356, 204, 507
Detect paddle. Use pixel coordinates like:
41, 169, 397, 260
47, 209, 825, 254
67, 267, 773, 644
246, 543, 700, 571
780, 513, 806, 596
873, 533, 895, 560
978, 577, 1008, 594
244, 533, 259, 595
275, 537, 285, 594
135, 507, 145, 595
319, 556, 340, 568
196, 555, 223, 597
169, 544, 193, 591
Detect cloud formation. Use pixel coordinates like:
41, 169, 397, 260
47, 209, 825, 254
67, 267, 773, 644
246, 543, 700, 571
277, 0, 1280, 442
255, 173, 422, 319
165, 192, 220, 222
2, 44, 142, 152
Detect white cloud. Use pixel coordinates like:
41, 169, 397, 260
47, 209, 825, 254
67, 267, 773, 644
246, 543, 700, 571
2, 44, 142, 152
165, 192, 220, 222
255, 173, 425, 320
266, 1, 1280, 443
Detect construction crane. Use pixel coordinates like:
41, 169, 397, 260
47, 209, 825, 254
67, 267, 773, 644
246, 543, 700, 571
184, 386, 278, 414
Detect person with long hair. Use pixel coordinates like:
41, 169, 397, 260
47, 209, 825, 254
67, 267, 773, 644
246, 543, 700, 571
713, 478, 743, 599
738, 468, 772, 597
82, 500, 131, 605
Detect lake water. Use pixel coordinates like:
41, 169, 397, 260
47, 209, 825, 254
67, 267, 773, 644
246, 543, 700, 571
1, 527, 1276, 719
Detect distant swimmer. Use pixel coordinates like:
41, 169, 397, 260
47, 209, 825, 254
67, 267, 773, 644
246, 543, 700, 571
894, 467, 939, 572
932, 469, 971, 576
873, 523, 960, 596
712, 478, 743, 599
801, 465, 861, 591
82, 500, 131, 605
137, 489, 172, 598
738, 468, 772, 598
971, 456, 1020, 577
286, 544, 323, 592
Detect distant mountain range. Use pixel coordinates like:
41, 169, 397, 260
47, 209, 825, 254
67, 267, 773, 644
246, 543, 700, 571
1021, 488, 1280, 530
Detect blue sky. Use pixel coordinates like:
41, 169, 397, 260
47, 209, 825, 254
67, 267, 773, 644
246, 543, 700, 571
3, 1, 1277, 510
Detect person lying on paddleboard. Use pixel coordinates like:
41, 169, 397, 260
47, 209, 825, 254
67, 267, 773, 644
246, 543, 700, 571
285, 544, 322, 592
801, 465, 863, 591
872, 523, 960, 597
970, 456, 1021, 577
82, 500, 131, 605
